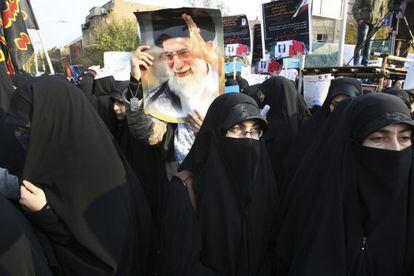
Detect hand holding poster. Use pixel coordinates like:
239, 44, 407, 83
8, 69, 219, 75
135, 8, 224, 123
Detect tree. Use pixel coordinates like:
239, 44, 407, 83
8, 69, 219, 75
345, 21, 358, 44
79, 15, 140, 67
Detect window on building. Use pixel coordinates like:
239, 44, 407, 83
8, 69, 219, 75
317, 33, 328, 42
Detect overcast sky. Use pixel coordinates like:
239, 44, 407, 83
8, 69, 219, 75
29, 0, 266, 49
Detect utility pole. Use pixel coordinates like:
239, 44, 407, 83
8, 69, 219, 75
337, 0, 349, 66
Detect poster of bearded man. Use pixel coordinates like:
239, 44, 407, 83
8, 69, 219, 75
135, 8, 225, 123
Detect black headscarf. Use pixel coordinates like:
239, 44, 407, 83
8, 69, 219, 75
78, 74, 118, 134
111, 81, 129, 102
93, 75, 116, 96
6, 76, 152, 275
384, 88, 411, 110
0, 195, 55, 276
11, 70, 33, 90
279, 77, 362, 198
276, 93, 414, 275
236, 75, 250, 93
161, 93, 280, 275
245, 76, 310, 180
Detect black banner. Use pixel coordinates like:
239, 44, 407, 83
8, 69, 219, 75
252, 23, 263, 66
262, 0, 311, 59
222, 15, 250, 56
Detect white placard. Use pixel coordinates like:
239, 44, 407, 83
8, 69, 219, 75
303, 74, 332, 108
279, 69, 298, 82
104, 51, 134, 81
241, 70, 268, 86
404, 53, 414, 69
344, 44, 356, 65
404, 65, 414, 90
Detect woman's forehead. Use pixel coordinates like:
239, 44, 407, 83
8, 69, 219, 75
235, 119, 260, 128
374, 123, 413, 133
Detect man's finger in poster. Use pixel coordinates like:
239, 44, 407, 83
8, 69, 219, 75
188, 109, 205, 132
183, 13, 218, 71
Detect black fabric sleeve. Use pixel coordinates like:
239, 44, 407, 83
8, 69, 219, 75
28, 206, 115, 275
78, 73, 95, 103
160, 177, 218, 276
27, 206, 73, 245
0, 167, 19, 200
126, 102, 154, 143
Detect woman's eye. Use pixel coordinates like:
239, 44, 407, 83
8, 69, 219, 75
399, 136, 412, 142
370, 136, 384, 142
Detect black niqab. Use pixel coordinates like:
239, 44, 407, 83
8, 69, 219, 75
161, 93, 280, 276
277, 93, 414, 276
7, 76, 152, 275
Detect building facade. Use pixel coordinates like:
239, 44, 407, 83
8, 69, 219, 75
81, 0, 160, 48
312, 0, 355, 43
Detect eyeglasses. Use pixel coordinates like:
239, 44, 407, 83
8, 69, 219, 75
160, 48, 193, 63
226, 126, 263, 140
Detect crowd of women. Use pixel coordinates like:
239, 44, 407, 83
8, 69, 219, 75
1, 50, 414, 276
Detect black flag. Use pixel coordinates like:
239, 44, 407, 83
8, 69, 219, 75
0, 0, 34, 74
20, 0, 39, 30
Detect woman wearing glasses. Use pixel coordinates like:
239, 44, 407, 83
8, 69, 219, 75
159, 93, 280, 276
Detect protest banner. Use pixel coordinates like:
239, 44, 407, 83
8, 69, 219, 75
136, 8, 224, 123
303, 74, 332, 108
252, 23, 263, 70
222, 15, 250, 57
262, 0, 311, 59
104, 51, 134, 81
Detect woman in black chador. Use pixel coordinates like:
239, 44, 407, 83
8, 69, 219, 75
6, 75, 153, 275
243, 76, 310, 180
277, 93, 414, 275
0, 194, 56, 275
160, 93, 280, 276
280, 77, 362, 201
